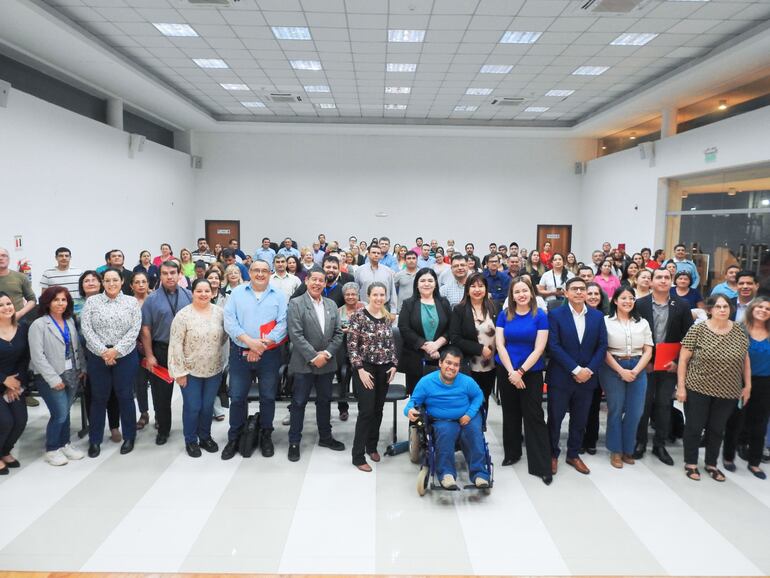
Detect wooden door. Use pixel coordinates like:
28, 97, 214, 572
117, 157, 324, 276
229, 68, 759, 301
205, 220, 240, 254
536, 224, 572, 256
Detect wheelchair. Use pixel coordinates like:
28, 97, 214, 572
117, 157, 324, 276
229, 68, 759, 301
410, 406, 494, 496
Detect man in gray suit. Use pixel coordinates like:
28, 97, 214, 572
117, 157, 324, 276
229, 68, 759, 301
287, 266, 345, 461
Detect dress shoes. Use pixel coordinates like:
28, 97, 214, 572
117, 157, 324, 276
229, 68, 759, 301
155, 433, 169, 446
319, 437, 345, 451
260, 430, 274, 457
541, 475, 553, 486
723, 460, 736, 472
88, 444, 101, 458
120, 439, 135, 455
652, 446, 674, 466
368, 451, 381, 462
551, 457, 558, 475
585, 447, 597, 455
339, 410, 349, 421
622, 454, 635, 465
566, 456, 591, 475
3, 458, 20, 468
186, 442, 202, 458
501, 456, 520, 466
0, 465, 8, 475
288, 443, 300, 462
355, 462, 372, 472
610, 453, 623, 469
199, 438, 219, 453
221, 440, 238, 460
632, 443, 646, 460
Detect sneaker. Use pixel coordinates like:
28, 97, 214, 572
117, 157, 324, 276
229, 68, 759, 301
186, 442, 202, 458
440, 474, 457, 490
288, 443, 300, 462
475, 477, 490, 488
318, 437, 345, 451
61, 444, 84, 461
281, 414, 291, 426
44, 449, 68, 466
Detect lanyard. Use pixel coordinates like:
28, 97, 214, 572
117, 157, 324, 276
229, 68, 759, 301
163, 288, 180, 316
49, 316, 71, 358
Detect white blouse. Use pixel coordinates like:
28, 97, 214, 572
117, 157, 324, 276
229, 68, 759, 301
604, 315, 653, 358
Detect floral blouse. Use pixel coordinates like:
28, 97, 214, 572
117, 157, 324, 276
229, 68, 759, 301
80, 293, 142, 357
346, 308, 398, 369
168, 304, 227, 378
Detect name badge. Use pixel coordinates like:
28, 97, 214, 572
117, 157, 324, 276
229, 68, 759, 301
64, 359, 73, 370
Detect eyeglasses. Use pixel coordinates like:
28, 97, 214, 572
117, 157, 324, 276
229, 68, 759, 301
569, 287, 586, 292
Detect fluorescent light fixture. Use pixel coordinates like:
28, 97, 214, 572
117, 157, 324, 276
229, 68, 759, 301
290, 60, 322, 70
153, 23, 198, 37
385, 86, 411, 94
761, 198, 769, 206
304, 85, 330, 92
241, 101, 266, 108
271, 26, 311, 40
384, 104, 407, 110
220, 83, 249, 91
525, 106, 549, 112
610, 32, 658, 46
500, 31, 542, 44
546, 89, 575, 97
454, 105, 478, 112
386, 63, 417, 72
466, 87, 493, 95
193, 58, 228, 69
388, 30, 425, 42
316, 103, 336, 109
480, 64, 513, 74
718, 99, 727, 110
572, 65, 609, 75
727, 187, 737, 196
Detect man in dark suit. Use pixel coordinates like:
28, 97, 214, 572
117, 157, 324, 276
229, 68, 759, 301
634, 267, 693, 464
286, 266, 345, 461
546, 277, 608, 475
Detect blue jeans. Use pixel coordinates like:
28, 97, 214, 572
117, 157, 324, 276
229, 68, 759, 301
86, 350, 138, 445
289, 372, 333, 444
599, 358, 647, 454
181, 373, 222, 444
432, 413, 489, 482
36, 375, 76, 451
227, 344, 280, 441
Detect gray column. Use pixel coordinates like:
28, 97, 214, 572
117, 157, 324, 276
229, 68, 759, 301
661, 106, 677, 138
106, 98, 124, 130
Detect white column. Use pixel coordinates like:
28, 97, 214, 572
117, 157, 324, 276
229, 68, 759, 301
661, 106, 677, 138
106, 98, 123, 130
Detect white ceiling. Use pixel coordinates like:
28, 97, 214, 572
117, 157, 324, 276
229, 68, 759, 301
20, 0, 769, 128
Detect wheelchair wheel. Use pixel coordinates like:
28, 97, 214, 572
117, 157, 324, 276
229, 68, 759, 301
408, 425, 423, 464
416, 465, 430, 496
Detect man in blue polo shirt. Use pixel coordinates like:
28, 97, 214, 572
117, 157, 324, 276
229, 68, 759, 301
223, 259, 287, 460
253, 237, 277, 271
483, 254, 510, 306
405, 347, 489, 489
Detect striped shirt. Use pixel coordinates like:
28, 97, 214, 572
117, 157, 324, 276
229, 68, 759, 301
39, 267, 83, 294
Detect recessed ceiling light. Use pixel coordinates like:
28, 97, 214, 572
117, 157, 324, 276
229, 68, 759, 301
316, 103, 336, 109
193, 58, 228, 69
727, 187, 737, 196
304, 85, 330, 93
761, 199, 769, 206
601, 146, 607, 150
290, 60, 322, 70
525, 106, 550, 112
388, 30, 425, 42
629, 132, 637, 140
718, 99, 727, 110
153, 23, 198, 37
466, 88, 493, 96
572, 65, 609, 76
220, 83, 249, 91
271, 26, 312, 40
454, 105, 478, 112
384, 104, 407, 110
480, 64, 513, 74
610, 33, 658, 46
385, 86, 411, 94
386, 63, 417, 72
241, 101, 266, 108
546, 89, 575, 97
500, 31, 542, 44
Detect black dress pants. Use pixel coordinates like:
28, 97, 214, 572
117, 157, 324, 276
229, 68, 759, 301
636, 370, 676, 449
148, 341, 173, 436
351, 362, 389, 465
583, 385, 602, 450
683, 389, 736, 466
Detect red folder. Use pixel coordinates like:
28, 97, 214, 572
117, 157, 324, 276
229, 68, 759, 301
141, 359, 174, 384
653, 342, 681, 372
260, 320, 288, 350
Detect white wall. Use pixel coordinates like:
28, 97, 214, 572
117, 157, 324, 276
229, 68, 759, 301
192, 131, 595, 257
579, 105, 770, 259
0, 89, 195, 292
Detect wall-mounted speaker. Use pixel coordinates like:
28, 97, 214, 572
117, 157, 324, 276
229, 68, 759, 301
191, 155, 203, 169
0, 79, 10, 108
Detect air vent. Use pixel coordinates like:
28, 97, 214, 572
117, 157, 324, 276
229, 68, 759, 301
580, 0, 649, 13
265, 93, 303, 104
491, 97, 526, 106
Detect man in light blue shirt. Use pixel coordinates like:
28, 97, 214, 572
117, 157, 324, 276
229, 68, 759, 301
710, 264, 740, 299
672, 244, 700, 289
277, 237, 300, 260
366, 236, 398, 271
416, 244, 436, 269
222, 259, 287, 460
253, 237, 276, 271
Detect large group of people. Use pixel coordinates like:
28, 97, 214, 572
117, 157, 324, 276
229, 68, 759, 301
0, 236, 768, 490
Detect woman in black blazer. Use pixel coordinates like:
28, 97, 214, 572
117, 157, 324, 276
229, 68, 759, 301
450, 272, 499, 422
397, 268, 452, 394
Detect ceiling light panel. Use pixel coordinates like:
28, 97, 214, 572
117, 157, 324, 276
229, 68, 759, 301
525, 106, 550, 112
388, 30, 426, 43
304, 85, 330, 92
272, 27, 312, 40
386, 63, 417, 72
220, 83, 249, 91
500, 31, 543, 44
152, 23, 198, 37
546, 89, 575, 97
384, 104, 407, 110
572, 66, 609, 75
316, 103, 336, 109
454, 105, 478, 112
480, 64, 513, 74
385, 86, 411, 94
193, 59, 228, 69
610, 33, 658, 46
241, 101, 266, 108
466, 88, 493, 95
290, 60, 323, 70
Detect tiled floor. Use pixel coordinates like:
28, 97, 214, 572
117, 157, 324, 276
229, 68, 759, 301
1, 392, 768, 576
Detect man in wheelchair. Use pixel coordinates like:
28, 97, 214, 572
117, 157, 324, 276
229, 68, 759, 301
405, 347, 491, 490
